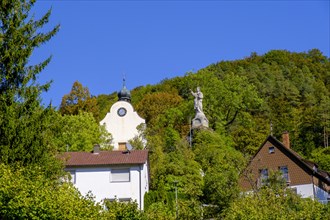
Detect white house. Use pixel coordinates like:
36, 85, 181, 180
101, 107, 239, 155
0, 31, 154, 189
100, 79, 146, 150
61, 80, 149, 209
62, 147, 149, 210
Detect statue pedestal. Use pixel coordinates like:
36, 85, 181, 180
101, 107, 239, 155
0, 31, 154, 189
191, 112, 209, 129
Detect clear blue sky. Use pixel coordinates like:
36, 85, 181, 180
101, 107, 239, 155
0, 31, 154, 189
31, 0, 330, 107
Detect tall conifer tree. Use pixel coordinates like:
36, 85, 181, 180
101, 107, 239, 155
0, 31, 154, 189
0, 0, 60, 172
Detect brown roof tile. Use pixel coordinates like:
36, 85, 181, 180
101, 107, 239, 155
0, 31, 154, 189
61, 150, 148, 167
262, 135, 330, 185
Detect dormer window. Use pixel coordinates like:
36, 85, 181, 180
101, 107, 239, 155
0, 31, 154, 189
269, 146, 275, 154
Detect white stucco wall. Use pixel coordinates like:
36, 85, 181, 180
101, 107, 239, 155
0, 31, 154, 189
100, 101, 145, 150
67, 163, 149, 209
291, 184, 314, 198
290, 183, 328, 203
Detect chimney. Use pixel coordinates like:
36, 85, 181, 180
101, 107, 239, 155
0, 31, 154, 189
282, 131, 290, 149
93, 144, 100, 154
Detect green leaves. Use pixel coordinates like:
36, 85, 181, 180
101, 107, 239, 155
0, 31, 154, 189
223, 175, 329, 220
53, 111, 112, 152
0, 0, 59, 97
0, 0, 62, 175
104, 199, 143, 220
0, 164, 105, 219
60, 81, 100, 121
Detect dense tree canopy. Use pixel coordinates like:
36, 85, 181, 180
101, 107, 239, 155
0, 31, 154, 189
53, 111, 112, 152
60, 81, 99, 120
223, 172, 330, 220
0, 164, 106, 219
125, 49, 330, 159
94, 49, 329, 218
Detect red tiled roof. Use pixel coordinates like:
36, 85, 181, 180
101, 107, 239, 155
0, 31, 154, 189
61, 150, 148, 167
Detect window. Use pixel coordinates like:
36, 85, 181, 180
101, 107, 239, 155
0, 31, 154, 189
279, 166, 290, 183
259, 168, 269, 186
106, 198, 131, 202
118, 142, 127, 151
104, 198, 132, 210
269, 146, 275, 154
111, 168, 130, 182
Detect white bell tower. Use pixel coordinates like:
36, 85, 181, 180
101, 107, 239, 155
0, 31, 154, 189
100, 79, 146, 150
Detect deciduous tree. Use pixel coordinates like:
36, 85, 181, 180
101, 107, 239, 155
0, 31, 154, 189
60, 81, 99, 120
0, 164, 106, 219
53, 111, 112, 152
223, 172, 330, 219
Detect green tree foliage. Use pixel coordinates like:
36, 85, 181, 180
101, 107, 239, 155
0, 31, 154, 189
0, 104, 63, 177
0, 0, 58, 96
135, 91, 183, 125
145, 139, 204, 219
104, 199, 143, 220
192, 129, 245, 213
93, 49, 329, 218
97, 93, 118, 121
0, 0, 61, 174
60, 81, 100, 120
144, 202, 176, 220
0, 164, 106, 219
310, 147, 330, 172
223, 172, 330, 220
53, 111, 112, 152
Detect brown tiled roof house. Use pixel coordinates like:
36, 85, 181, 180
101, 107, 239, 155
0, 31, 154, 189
239, 132, 330, 204
62, 149, 149, 167
61, 147, 149, 210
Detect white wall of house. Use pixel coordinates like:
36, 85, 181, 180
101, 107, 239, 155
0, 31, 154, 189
67, 162, 149, 209
291, 183, 328, 204
292, 184, 314, 199
100, 101, 145, 150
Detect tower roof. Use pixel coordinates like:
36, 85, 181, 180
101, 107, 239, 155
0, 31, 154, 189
118, 78, 131, 102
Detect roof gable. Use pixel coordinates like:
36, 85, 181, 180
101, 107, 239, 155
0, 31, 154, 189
251, 135, 330, 185
61, 150, 148, 167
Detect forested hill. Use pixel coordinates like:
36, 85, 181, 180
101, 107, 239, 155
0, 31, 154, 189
58, 49, 330, 218
95, 49, 330, 168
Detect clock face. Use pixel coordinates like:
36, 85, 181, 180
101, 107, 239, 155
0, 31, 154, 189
117, 107, 127, 117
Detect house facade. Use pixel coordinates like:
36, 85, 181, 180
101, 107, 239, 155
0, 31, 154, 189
239, 132, 330, 204
62, 148, 149, 210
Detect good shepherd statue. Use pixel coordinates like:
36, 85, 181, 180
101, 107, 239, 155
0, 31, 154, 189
190, 87, 209, 128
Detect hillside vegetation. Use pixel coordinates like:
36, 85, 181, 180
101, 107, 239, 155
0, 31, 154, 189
3, 0, 329, 218
84, 49, 330, 218
97, 49, 329, 161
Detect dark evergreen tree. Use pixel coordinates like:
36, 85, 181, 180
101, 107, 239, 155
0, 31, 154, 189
0, 0, 60, 175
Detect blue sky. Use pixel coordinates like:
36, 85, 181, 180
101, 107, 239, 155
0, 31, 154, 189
32, 0, 329, 107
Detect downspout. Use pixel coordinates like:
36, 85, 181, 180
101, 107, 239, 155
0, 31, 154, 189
139, 165, 142, 210
311, 174, 316, 200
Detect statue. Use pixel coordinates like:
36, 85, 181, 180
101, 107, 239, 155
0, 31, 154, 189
190, 87, 203, 114
190, 87, 208, 128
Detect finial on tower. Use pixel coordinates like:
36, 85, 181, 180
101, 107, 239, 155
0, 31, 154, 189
117, 75, 131, 102
123, 73, 126, 87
